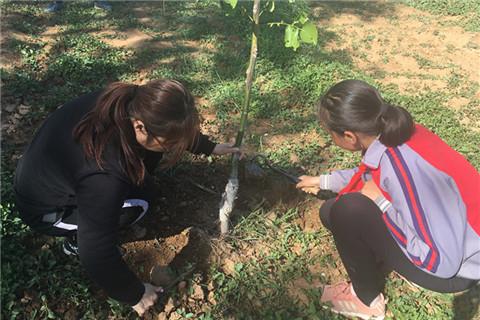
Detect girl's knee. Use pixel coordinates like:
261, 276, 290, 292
319, 198, 336, 230
330, 193, 371, 227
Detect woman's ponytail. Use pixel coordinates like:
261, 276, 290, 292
74, 79, 200, 185
318, 80, 415, 147
377, 103, 415, 147
74, 82, 145, 185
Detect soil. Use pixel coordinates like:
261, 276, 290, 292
313, 4, 480, 111
117, 164, 317, 319
2, 2, 479, 319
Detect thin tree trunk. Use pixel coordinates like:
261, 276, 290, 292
219, 0, 261, 234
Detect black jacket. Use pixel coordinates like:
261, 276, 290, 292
14, 91, 216, 305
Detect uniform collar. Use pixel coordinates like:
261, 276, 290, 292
361, 138, 387, 169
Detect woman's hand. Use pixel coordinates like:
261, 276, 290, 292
360, 180, 383, 201
296, 175, 321, 195
212, 143, 243, 157
132, 283, 164, 316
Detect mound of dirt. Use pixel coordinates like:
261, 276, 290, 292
123, 227, 211, 282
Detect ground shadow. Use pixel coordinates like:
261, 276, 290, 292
453, 284, 480, 320
122, 157, 322, 243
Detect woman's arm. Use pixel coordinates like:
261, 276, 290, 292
75, 174, 145, 305
188, 133, 216, 155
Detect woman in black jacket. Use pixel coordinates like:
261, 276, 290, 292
14, 79, 238, 315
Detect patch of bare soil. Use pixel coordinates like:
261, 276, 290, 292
295, 198, 324, 233
314, 4, 480, 110
0, 25, 27, 70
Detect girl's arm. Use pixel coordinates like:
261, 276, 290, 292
297, 168, 359, 194
319, 167, 359, 193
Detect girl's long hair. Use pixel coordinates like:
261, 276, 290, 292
73, 79, 200, 185
317, 79, 414, 147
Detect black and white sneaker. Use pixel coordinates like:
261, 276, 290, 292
63, 236, 79, 256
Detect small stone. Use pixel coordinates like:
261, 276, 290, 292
168, 312, 182, 320
207, 291, 216, 305
207, 281, 214, 291
192, 283, 204, 301
223, 258, 236, 275
163, 297, 175, 315
157, 312, 167, 320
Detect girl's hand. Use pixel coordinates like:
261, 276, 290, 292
360, 180, 383, 201
132, 283, 164, 316
212, 143, 243, 157
296, 175, 321, 195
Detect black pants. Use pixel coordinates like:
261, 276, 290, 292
18, 151, 162, 238
17, 173, 156, 241
320, 193, 478, 305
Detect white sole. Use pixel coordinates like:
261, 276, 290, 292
63, 247, 76, 256
324, 306, 385, 320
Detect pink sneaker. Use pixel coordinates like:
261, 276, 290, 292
321, 282, 385, 320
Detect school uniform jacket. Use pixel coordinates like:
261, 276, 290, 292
319, 124, 480, 280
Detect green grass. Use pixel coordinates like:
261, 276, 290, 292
404, 0, 480, 31
1, 0, 479, 319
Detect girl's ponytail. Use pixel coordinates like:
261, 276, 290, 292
377, 103, 415, 147
318, 80, 415, 148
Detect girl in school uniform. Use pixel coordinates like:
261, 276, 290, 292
297, 79, 480, 320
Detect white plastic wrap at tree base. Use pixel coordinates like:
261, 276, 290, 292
219, 178, 239, 234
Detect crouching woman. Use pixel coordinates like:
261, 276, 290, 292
14, 79, 238, 315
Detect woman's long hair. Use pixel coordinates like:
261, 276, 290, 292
73, 79, 200, 185
317, 79, 414, 147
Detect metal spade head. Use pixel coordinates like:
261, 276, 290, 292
247, 154, 300, 184
245, 158, 268, 178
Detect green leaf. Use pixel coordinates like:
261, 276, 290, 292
299, 14, 308, 25
225, 0, 238, 9
234, 262, 244, 273
300, 21, 318, 45
284, 25, 300, 51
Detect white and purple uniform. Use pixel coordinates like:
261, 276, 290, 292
320, 124, 480, 280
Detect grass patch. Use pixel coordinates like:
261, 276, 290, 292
404, 0, 480, 31
1, 0, 479, 319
